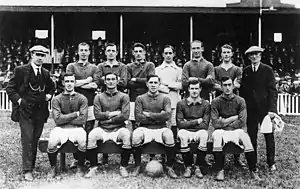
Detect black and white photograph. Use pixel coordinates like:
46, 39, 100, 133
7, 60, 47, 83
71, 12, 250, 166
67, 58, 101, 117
0, 0, 299, 188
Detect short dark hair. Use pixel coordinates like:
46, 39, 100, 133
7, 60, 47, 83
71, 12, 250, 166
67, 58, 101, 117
221, 44, 233, 51
62, 73, 75, 80
163, 45, 175, 53
147, 74, 160, 82
104, 72, 118, 80
190, 40, 203, 48
78, 42, 90, 50
188, 80, 201, 88
132, 42, 145, 51
220, 76, 232, 85
105, 43, 118, 50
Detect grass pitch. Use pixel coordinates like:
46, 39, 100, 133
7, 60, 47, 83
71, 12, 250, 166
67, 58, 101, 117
0, 111, 299, 189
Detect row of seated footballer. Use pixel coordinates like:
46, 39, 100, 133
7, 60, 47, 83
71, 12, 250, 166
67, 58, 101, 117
38, 138, 244, 172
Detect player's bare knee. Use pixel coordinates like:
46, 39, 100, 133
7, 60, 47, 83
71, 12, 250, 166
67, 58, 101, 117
162, 129, 175, 145
132, 129, 144, 146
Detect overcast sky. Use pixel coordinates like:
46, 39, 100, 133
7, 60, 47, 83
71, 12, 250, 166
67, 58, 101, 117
0, 0, 299, 8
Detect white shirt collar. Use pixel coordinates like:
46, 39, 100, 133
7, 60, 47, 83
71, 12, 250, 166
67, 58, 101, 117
160, 61, 177, 68
31, 62, 41, 76
252, 63, 260, 72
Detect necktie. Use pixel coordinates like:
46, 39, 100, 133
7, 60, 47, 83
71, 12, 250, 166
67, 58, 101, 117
253, 66, 256, 73
37, 68, 43, 89
37, 68, 41, 76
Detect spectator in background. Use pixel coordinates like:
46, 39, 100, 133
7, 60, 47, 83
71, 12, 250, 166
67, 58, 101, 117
289, 80, 300, 95
283, 75, 292, 93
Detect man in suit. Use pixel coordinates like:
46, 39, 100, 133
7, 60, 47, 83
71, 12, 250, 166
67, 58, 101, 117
240, 46, 278, 171
6, 45, 55, 181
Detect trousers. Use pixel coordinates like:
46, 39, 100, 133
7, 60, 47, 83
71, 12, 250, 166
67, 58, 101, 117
247, 108, 275, 166
19, 104, 45, 172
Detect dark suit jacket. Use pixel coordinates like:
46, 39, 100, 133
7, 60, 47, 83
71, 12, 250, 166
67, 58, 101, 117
6, 63, 55, 122
240, 63, 278, 121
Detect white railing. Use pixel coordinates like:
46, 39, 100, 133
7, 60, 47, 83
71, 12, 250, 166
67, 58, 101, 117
0, 90, 12, 111
277, 93, 299, 115
0, 90, 52, 111
0, 90, 299, 115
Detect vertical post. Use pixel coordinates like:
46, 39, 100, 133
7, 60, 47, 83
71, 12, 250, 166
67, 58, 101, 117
51, 14, 55, 73
190, 15, 193, 59
258, 0, 262, 47
120, 14, 123, 59
296, 95, 299, 114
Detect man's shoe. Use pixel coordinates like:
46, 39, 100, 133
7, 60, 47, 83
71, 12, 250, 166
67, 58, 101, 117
158, 155, 165, 164
174, 155, 184, 165
84, 166, 98, 178
24, 172, 33, 181
194, 166, 203, 179
75, 166, 84, 177
120, 166, 129, 178
250, 170, 262, 181
183, 166, 192, 178
47, 166, 57, 179
84, 160, 91, 168
166, 166, 178, 179
70, 160, 78, 169
205, 159, 213, 167
235, 158, 247, 167
216, 169, 224, 181
132, 166, 141, 177
149, 154, 156, 161
100, 155, 108, 165
269, 164, 277, 171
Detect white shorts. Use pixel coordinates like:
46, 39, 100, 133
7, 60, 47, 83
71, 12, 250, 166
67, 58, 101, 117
47, 127, 86, 153
132, 127, 175, 147
87, 127, 131, 149
177, 129, 208, 152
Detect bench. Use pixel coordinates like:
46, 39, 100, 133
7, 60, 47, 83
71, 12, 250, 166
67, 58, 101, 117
38, 139, 244, 171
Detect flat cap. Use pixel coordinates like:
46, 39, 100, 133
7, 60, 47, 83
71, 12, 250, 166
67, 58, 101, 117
29, 45, 50, 54
245, 46, 264, 55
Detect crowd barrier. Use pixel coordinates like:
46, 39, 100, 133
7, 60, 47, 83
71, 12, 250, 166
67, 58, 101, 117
0, 90, 298, 115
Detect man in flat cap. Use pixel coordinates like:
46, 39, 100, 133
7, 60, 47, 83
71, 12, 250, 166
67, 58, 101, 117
240, 46, 278, 172
6, 45, 55, 181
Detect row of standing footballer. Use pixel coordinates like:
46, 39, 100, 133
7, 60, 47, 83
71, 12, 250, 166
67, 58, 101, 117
6, 41, 278, 182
